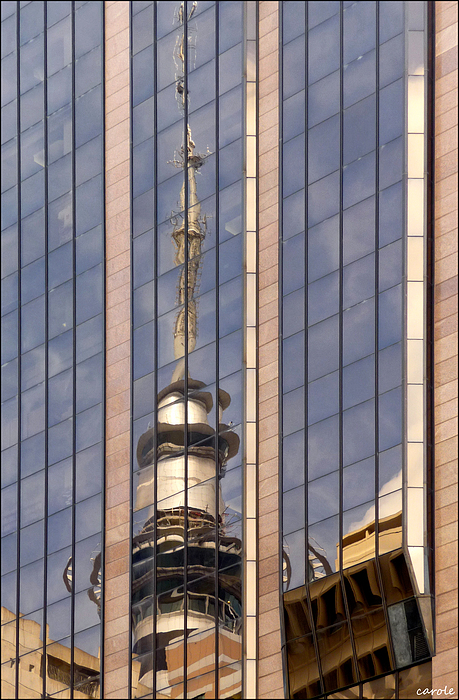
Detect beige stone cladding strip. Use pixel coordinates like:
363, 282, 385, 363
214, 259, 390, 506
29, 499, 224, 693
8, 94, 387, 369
103, 2, 131, 698
432, 2, 458, 698
257, 3, 284, 699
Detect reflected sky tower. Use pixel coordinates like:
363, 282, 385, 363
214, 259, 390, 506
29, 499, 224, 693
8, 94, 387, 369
132, 3, 242, 697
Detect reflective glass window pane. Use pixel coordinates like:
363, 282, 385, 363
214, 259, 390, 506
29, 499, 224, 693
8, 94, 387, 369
48, 329, 73, 377
19, 559, 44, 614
1, 358, 17, 402
47, 15, 71, 76
344, 94, 376, 165
343, 253, 375, 309
19, 36, 44, 96
343, 355, 375, 410
308, 70, 339, 128
283, 386, 304, 436
76, 443, 102, 502
21, 344, 45, 391
379, 182, 402, 247
283, 486, 305, 535
20, 1, 43, 45
343, 0, 376, 64
1, 396, 18, 451
48, 458, 73, 516
379, 386, 402, 452
2, 100, 17, 145
21, 382, 45, 439
343, 196, 375, 265
343, 457, 375, 511
21, 258, 45, 305
47, 0, 71, 28
380, 1, 404, 44
343, 399, 375, 466
133, 45, 154, 106
1, 272, 18, 317
75, 86, 102, 148
282, 233, 304, 294
283, 331, 304, 393
308, 371, 339, 426
343, 301, 375, 366
74, 1, 102, 58
308, 170, 339, 228
379, 342, 402, 394
379, 79, 403, 146
284, 89, 305, 141
20, 470, 45, 527
2, 51, 18, 110
308, 472, 339, 525
283, 35, 305, 99
378, 284, 402, 350
47, 64, 72, 115
76, 263, 103, 324
343, 50, 376, 109
48, 369, 73, 426
21, 169, 45, 218
282, 1, 305, 43
76, 314, 103, 363
308, 14, 340, 85
283, 430, 305, 492
48, 281, 73, 339
1, 224, 18, 278
75, 46, 102, 98
308, 114, 340, 183
343, 150, 375, 210
380, 136, 403, 191
75, 353, 103, 413
76, 403, 102, 452
21, 116, 45, 180
21, 431, 45, 478
21, 295, 45, 353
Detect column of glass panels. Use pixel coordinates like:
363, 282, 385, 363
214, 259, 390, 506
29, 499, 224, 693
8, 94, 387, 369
280, 2, 432, 698
130, 2, 245, 697
1, 2, 104, 697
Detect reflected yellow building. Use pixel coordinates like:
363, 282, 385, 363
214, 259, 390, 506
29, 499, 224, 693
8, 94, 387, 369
284, 540, 432, 699
1, 607, 100, 699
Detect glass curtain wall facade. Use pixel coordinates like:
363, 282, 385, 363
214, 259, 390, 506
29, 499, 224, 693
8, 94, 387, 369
130, 1, 247, 697
1, 1, 105, 697
280, 2, 433, 698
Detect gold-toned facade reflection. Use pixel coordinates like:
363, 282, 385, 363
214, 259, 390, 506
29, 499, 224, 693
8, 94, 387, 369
284, 549, 432, 699
1, 607, 100, 699
131, 3, 242, 696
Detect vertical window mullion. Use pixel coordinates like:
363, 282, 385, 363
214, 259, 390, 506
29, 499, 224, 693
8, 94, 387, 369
302, 5, 325, 697
43, 2, 49, 697
70, 2, 76, 696
14, 4, 22, 696
183, 6, 189, 698
214, 3, 220, 696
152, 2, 159, 696
338, 1, 361, 685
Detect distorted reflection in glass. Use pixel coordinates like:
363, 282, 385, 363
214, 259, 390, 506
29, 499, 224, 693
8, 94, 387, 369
131, 2, 243, 696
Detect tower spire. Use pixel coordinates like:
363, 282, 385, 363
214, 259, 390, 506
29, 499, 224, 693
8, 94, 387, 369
171, 0, 207, 379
